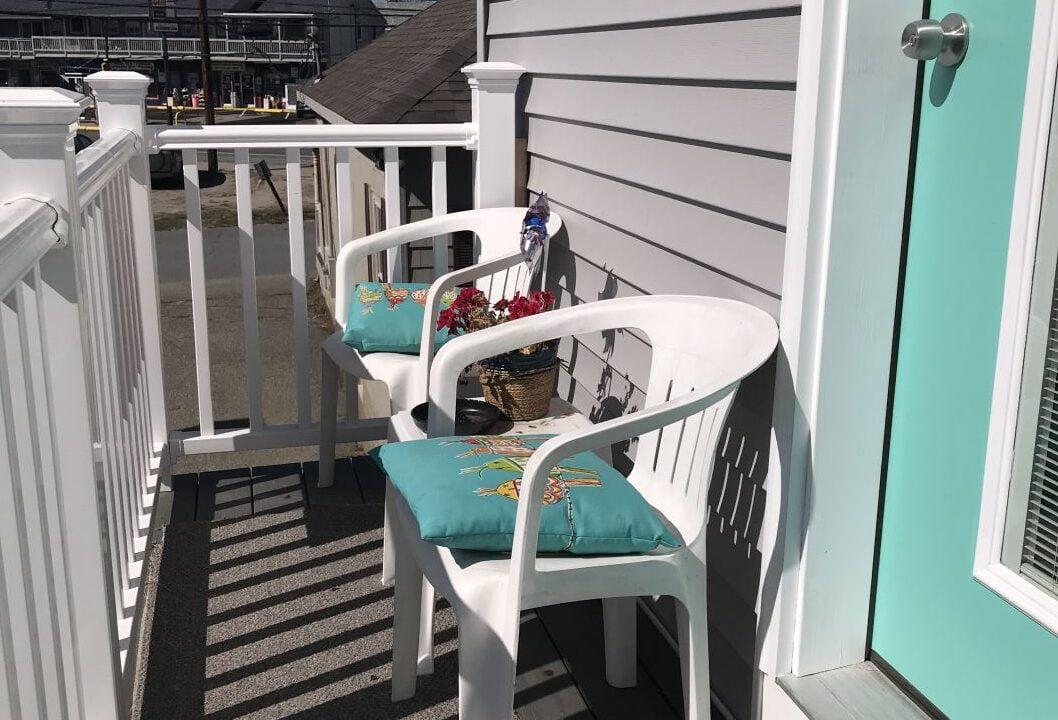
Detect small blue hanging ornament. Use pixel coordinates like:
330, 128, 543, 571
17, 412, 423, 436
520, 193, 550, 277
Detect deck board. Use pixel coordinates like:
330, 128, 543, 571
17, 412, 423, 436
197, 468, 253, 521
169, 472, 199, 523
537, 601, 682, 720
351, 455, 387, 503
303, 458, 365, 508
149, 461, 715, 719
251, 463, 306, 514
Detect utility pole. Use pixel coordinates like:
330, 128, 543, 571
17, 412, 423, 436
161, 34, 174, 123
198, 0, 218, 172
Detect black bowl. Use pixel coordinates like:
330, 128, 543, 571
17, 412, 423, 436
410, 399, 507, 435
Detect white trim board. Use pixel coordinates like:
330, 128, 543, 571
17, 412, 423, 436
754, 0, 923, 683
975, 0, 1058, 636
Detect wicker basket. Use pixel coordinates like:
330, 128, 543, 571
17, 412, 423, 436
478, 362, 558, 421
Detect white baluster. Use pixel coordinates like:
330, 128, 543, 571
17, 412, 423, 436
10, 277, 68, 719
334, 147, 359, 423
234, 148, 264, 432
431, 145, 449, 279
384, 145, 403, 282
182, 150, 215, 437
335, 147, 354, 249
286, 148, 311, 428
0, 287, 52, 719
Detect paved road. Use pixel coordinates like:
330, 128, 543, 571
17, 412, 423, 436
155, 220, 316, 292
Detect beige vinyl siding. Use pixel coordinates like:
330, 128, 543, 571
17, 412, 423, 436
486, 3, 798, 717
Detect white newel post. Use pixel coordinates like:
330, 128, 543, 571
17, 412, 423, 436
86, 71, 168, 450
0, 88, 124, 718
463, 62, 525, 208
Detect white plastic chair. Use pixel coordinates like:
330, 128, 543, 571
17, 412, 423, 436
386, 295, 778, 719
318, 207, 562, 489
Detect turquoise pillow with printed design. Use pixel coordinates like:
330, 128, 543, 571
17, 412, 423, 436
370, 434, 681, 554
342, 282, 458, 354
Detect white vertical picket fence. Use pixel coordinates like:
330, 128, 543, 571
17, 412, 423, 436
0, 78, 167, 719
0, 61, 525, 717
150, 62, 525, 457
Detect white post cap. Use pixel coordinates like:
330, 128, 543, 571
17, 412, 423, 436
0, 86, 89, 126
462, 62, 526, 92
86, 71, 151, 100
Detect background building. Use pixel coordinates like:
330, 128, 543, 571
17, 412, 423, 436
0, 0, 435, 99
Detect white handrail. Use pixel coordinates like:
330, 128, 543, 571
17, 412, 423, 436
151, 122, 478, 150
0, 198, 61, 298
75, 131, 138, 203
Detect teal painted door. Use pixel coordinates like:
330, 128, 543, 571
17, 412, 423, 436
871, 2, 1058, 718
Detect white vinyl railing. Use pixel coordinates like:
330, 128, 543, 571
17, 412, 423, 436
0, 35, 309, 61
0, 79, 168, 719
0, 64, 523, 716
75, 130, 161, 642
147, 63, 523, 456
155, 123, 477, 454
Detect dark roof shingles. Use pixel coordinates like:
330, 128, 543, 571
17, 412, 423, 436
301, 0, 476, 124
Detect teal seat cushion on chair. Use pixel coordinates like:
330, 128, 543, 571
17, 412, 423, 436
370, 434, 680, 554
342, 282, 457, 354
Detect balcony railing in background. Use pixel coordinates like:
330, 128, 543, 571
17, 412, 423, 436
154, 122, 477, 455
0, 36, 310, 62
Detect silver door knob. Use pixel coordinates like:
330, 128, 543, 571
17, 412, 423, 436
901, 13, 969, 66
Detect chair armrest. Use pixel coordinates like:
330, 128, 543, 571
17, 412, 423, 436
506, 380, 740, 595
333, 208, 529, 323
418, 250, 525, 371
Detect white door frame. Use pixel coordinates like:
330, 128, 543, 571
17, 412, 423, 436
760, 0, 1058, 689
756, 0, 923, 681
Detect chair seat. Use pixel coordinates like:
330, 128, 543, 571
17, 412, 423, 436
323, 332, 422, 403
387, 482, 690, 611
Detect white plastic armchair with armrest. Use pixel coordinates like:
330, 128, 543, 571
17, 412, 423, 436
386, 295, 779, 719
318, 207, 562, 489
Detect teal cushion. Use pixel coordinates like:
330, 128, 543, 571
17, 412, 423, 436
370, 434, 680, 554
342, 282, 457, 354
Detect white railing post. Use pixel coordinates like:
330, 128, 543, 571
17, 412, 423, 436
0, 87, 124, 718
86, 71, 168, 450
463, 62, 525, 208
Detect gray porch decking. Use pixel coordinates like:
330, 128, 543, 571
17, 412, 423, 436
134, 458, 718, 719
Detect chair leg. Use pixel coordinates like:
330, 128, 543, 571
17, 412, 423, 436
417, 581, 436, 675
381, 500, 396, 586
676, 595, 711, 720
456, 606, 518, 720
383, 484, 437, 673
389, 502, 423, 702
602, 596, 637, 688
318, 349, 339, 488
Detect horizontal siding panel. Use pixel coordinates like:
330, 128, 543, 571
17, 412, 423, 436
529, 117, 790, 228
488, 15, 800, 83
488, 0, 800, 36
531, 156, 785, 295
525, 77, 795, 155
544, 207, 781, 318
559, 337, 646, 406
556, 328, 654, 396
